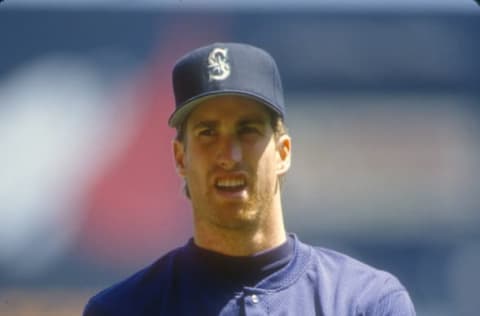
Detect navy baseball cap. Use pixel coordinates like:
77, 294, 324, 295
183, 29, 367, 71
168, 42, 285, 127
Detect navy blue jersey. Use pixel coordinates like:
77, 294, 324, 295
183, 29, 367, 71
84, 234, 415, 316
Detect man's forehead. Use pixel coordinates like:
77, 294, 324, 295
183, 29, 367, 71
186, 96, 271, 125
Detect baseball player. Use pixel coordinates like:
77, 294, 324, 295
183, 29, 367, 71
83, 42, 416, 316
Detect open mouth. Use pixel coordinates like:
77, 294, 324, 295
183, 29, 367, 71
215, 177, 247, 192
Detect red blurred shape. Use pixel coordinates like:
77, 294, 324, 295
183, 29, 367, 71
79, 21, 231, 267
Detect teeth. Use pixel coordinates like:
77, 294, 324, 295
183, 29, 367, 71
216, 178, 245, 187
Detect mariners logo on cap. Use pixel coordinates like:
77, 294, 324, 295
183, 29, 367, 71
208, 48, 230, 81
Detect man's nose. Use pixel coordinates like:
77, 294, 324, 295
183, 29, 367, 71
216, 137, 242, 169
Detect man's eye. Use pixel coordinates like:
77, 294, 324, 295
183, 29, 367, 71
199, 129, 215, 136
239, 126, 260, 134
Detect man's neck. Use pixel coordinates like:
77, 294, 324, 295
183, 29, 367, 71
194, 200, 287, 256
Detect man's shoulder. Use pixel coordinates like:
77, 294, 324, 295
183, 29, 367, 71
310, 245, 382, 272
83, 245, 185, 316
307, 244, 405, 292
299, 241, 414, 314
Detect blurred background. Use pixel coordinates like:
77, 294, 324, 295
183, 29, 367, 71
1, 0, 479, 315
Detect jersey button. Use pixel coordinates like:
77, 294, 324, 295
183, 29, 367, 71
251, 294, 259, 304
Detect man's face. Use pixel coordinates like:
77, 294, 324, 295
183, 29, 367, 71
173, 95, 290, 232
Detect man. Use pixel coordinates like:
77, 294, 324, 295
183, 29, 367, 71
83, 42, 416, 315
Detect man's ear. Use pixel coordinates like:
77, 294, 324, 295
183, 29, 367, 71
173, 140, 186, 177
276, 134, 291, 175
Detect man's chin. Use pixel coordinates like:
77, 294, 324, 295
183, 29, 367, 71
210, 206, 258, 229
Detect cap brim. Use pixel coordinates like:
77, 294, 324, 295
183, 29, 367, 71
168, 91, 283, 128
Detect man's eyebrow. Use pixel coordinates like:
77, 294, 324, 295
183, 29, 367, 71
191, 120, 218, 130
237, 117, 268, 126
